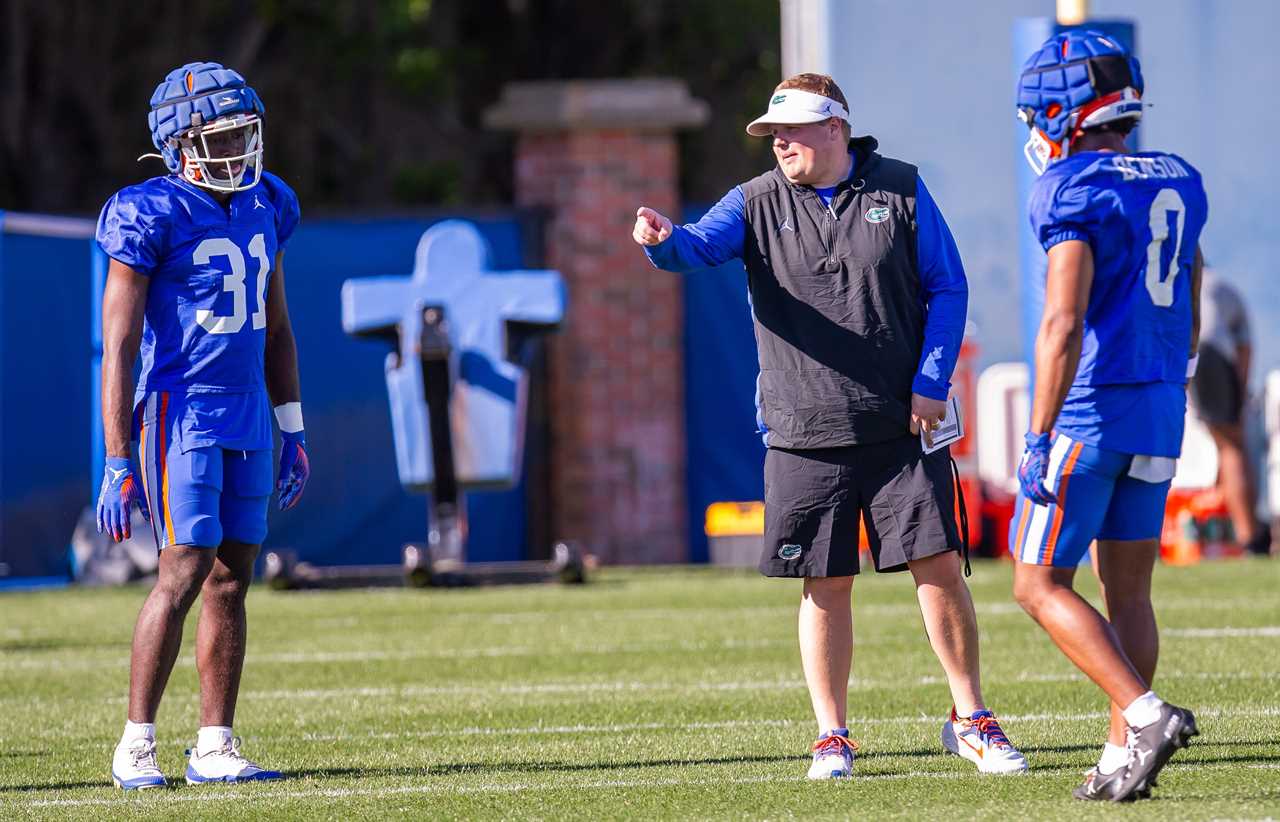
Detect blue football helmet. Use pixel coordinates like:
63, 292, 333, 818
147, 62, 265, 192
1016, 30, 1144, 175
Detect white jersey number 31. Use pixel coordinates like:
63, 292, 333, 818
193, 233, 271, 334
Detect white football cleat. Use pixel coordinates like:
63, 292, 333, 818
941, 707, 1028, 774
112, 738, 168, 790
185, 737, 284, 784
807, 729, 857, 780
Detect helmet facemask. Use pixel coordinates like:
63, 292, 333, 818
1019, 107, 1061, 177
175, 112, 263, 192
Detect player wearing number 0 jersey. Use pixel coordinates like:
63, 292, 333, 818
1013, 147, 1208, 563
96, 62, 307, 790
1010, 31, 1203, 803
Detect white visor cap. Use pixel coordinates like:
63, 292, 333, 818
746, 89, 851, 137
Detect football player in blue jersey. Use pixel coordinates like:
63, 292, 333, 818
96, 62, 308, 789
1010, 32, 1206, 802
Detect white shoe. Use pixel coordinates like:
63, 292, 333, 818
941, 707, 1028, 774
112, 738, 167, 790
807, 729, 857, 779
185, 737, 284, 784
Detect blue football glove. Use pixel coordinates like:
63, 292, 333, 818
277, 430, 309, 511
1017, 432, 1058, 507
95, 456, 150, 542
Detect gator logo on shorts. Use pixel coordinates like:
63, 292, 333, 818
864, 207, 891, 223
778, 543, 803, 560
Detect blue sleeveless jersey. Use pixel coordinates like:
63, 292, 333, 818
1028, 150, 1208, 457
96, 172, 300, 451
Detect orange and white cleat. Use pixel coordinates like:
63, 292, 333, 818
941, 707, 1028, 774
807, 728, 858, 780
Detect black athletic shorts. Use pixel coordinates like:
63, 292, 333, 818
1190, 344, 1243, 426
759, 435, 961, 578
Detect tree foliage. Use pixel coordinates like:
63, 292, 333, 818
1, 0, 780, 214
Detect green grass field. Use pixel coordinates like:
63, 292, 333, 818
1, 559, 1277, 820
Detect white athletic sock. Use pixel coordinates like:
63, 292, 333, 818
121, 720, 155, 746
1121, 691, 1165, 729
1096, 741, 1128, 775
196, 725, 233, 755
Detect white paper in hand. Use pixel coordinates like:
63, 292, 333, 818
921, 395, 964, 455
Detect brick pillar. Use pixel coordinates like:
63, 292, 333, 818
486, 80, 708, 564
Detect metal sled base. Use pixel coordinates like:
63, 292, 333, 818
262, 541, 587, 591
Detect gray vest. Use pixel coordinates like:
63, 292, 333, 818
741, 136, 921, 448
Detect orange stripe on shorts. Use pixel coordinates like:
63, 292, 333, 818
158, 392, 176, 546
1041, 441, 1085, 564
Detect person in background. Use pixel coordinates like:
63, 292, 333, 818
1190, 268, 1270, 555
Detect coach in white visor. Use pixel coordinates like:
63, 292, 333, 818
633, 73, 1028, 779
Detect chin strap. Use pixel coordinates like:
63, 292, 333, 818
136, 153, 166, 163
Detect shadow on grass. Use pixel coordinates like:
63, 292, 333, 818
886, 743, 1097, 759
886, 738, 1279, 762
1, 780, 116, 793
0, 754, 790, 795
277, 747, 1280, 782
6, 742, 1277, 795
289, 752, 798, 781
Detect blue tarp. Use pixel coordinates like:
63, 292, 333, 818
680, 205, 766, 564
0, 216, 94, 578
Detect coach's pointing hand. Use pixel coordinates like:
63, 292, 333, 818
633, 207, 673, 246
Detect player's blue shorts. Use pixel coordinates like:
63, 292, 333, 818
135, 392, 272, 550
1009, 432, 1173, 567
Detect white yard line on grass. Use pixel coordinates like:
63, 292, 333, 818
463, 596, 1280, 623
1, 668, 1271, 711
11, 625, 1280, 672
8, 597, 1277, 660
1165, 626, 1280, 638
4, 637, 799, 672
74, 669, 1269, 706
918, 669, 1278, 686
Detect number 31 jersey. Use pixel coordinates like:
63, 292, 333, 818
1028, 150, 1208, 457
96, 172, 300, 450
